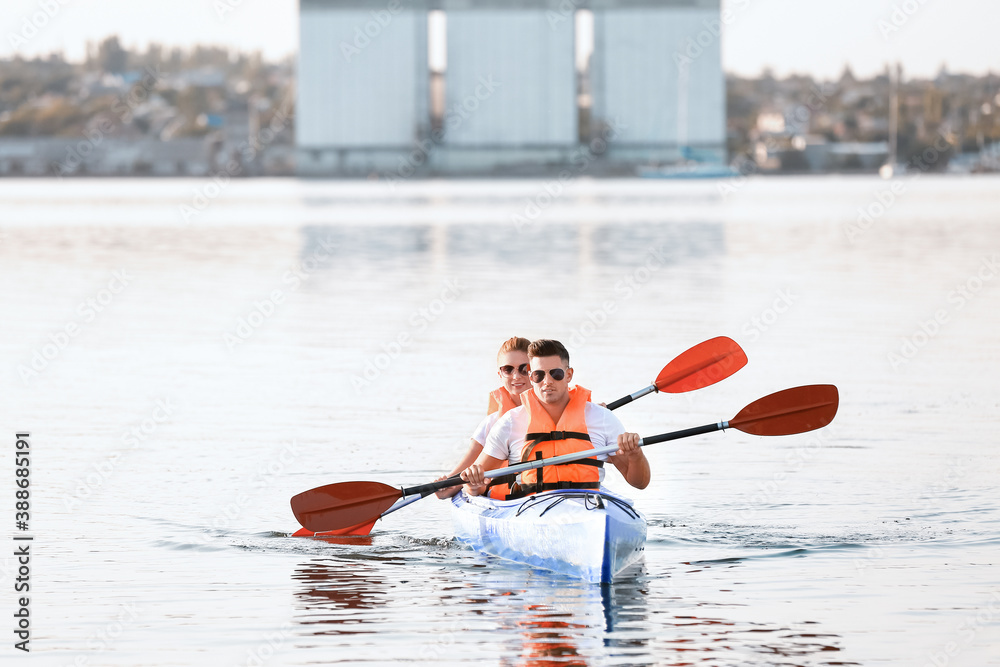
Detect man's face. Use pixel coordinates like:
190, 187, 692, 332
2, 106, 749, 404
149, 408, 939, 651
529, 355, 573, 405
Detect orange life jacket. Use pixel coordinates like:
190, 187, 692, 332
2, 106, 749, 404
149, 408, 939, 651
497, 386, 600, 499
486, 386, 519, 416
484, 386, 519, 500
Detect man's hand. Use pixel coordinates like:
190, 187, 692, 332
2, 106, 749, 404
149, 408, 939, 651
460, 464, 488, 497
614, 432, 641, 458
609, 432, 650, 490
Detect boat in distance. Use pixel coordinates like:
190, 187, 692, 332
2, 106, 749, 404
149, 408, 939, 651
450, 488, 646, 584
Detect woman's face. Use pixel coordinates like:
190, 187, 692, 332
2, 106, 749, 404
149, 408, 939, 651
497, 350, 530, 395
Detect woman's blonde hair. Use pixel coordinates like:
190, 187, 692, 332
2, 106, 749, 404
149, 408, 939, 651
497, 336, 531, 362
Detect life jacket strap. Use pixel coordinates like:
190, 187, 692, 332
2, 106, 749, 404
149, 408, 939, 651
504, 480, 601, 500
534, 451, 544, 495
525, 430, 591, 443
485, 473, 518, 490
487, 458, 602, 494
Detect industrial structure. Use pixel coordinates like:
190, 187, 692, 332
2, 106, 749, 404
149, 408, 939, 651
297, 0, 725, 176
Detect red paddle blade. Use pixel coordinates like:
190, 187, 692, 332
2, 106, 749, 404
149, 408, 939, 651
291, 481, 400, 533
730, 384, 839, 436
655, 336, 748, 393
291, 518, 378, 537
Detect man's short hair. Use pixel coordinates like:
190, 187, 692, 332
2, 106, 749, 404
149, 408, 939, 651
528, 339, 570, 366
497, 336, 531, 362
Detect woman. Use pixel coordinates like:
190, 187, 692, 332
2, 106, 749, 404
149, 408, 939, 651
436, 336, 531, 499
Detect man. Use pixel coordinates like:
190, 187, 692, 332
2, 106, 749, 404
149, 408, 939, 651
461, 339, 650, 497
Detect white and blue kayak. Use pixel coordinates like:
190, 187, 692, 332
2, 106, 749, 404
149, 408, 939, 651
450, 488, 646, 584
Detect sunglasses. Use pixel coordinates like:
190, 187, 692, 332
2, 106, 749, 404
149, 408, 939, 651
499, 364, 530, 377
530, 368, 566, 383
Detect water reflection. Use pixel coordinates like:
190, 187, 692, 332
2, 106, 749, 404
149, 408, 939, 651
300, 224, 433, 263
289, 552, 849, 664
447, 224, 583, 268
588, 222, 725, 267
292, 558, 390, 636
484, 577, 606, 667
638, 565, 852, 665
600, 563, 651, 635
515, 610, 589, 667
439, 567, 654, 666
646, 616, 850, 665
299, 221, 725, 269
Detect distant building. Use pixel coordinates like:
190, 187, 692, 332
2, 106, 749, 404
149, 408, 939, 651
432, 4, 576, 172
0, 138, 213, 177
590, 0, 725, 166
298, 0, 430, 175
296, 0, 725, 176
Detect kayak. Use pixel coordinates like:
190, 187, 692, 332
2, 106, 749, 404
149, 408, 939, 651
450, 488, 647, 584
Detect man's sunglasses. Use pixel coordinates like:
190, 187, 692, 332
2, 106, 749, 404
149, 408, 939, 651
499, 364, 530, 377
530, 368, 566, 383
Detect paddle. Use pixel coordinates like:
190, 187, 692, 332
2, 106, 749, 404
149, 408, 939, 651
605, 336, 747, 410
291, 384, 838, 533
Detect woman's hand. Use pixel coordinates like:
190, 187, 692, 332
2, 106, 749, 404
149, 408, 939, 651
434, 474, 462, 499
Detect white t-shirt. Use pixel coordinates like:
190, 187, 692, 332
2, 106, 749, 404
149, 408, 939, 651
482, 403, 626, 483
471, 411, 500, 445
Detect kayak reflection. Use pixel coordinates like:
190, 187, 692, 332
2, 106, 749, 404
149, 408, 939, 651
443, 562, 848, 664
441, 568, 652, 665
600, 562, 651, 635
515, 567, 653, 666
516, 610, 589, 667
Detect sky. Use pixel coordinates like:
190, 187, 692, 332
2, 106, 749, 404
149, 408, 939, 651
1, 0, 997, 80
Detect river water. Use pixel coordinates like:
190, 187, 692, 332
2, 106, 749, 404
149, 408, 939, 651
1, 175, 998, 666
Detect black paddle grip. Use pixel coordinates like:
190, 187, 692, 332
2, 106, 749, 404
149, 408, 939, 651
605, 395, 632, 411
642, 422, 722, 446
404, 474, 464, 498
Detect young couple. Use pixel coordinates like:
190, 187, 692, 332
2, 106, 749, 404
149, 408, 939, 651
437, 337, 650, 500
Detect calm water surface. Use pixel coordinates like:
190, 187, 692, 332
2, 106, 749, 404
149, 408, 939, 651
1, 176, 998, 666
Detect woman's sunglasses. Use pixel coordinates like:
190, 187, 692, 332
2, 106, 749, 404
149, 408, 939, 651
499, 364, 530, 377
530, 368, 566, 383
